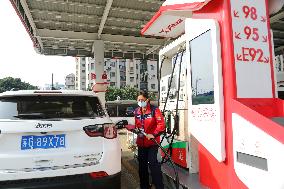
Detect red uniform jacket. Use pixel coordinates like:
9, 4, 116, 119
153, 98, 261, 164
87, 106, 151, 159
134, 104, 165, 147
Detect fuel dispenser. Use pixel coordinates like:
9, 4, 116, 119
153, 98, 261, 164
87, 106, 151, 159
158, 19, 223, 188
159, 35, 198, 174
142, 0, 284, 189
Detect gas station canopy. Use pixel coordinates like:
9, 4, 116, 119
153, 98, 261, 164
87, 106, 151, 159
141, 0, 284, 55
10, 0, 284, 57
270, 6, 284, 55
10, 0, 167, 59
141, 0, 211, 38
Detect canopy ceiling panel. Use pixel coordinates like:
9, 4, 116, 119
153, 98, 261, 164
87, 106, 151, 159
10, 0, 284, 57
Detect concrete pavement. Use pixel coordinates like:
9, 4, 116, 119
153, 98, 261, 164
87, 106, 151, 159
119, 130, 140, 189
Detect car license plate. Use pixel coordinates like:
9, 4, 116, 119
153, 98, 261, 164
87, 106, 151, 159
21, 134, 66, 150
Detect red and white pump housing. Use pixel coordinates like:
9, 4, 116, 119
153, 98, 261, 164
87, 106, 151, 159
142, 0, 284, 189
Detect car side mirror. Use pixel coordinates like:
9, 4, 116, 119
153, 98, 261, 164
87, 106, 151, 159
115, 120, 128, 130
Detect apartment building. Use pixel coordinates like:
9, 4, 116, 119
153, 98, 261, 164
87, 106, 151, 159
75, 57, 87, 90
65, 73, 75, 90
125, 59, 140, 88
147, 60, 158, 92
87, 57, 96, 90
104, 58, 127, 88
75, 57, 158, 94
104, 58, 158, 93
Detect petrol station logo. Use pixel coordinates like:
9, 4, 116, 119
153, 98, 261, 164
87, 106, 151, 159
159, 18, 184, 34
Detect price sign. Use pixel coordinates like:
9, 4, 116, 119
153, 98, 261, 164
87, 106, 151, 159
230, 0, 273, 98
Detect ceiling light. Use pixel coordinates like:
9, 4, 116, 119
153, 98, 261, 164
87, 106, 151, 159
55, 15, 62, 19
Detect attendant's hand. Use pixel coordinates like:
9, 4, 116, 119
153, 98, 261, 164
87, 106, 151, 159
125, 124, 135, 131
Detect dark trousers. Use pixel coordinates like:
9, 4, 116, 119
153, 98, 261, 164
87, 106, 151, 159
138, 146, 164, 189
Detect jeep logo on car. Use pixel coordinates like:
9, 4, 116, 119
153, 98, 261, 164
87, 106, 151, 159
35, 123, 52, 128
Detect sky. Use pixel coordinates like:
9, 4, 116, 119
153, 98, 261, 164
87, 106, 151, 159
0, 1, 75, 87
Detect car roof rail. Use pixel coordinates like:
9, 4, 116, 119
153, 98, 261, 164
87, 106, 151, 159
10, 88, 19, 91
34, 91, 62, 94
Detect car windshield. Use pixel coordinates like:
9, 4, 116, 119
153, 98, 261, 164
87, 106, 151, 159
0, 95, 105, 119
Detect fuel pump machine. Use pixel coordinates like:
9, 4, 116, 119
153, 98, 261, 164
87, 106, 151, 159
142, 0, 284, 189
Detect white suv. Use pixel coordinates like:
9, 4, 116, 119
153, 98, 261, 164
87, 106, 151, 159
0, 90, 122, 189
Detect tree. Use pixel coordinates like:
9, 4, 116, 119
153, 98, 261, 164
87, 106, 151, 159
105, 86, 158, 101
105, 86, 123, 101
121, 86, 139, 100
106, 86, 139, 101
0, 77, 38, 93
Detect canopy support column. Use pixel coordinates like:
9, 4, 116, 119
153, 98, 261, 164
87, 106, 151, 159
93, 40, 106, 106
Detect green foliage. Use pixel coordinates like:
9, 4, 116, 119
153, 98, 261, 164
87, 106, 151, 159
0, 77, 38, 93
121, 86, 139, 101
105, 86, 158, 101
105, 86, 139, 101
105, 86, 123, 101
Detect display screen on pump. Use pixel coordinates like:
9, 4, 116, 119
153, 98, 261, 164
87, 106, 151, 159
186, 18, 225, 162
190, 30, 214, 105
